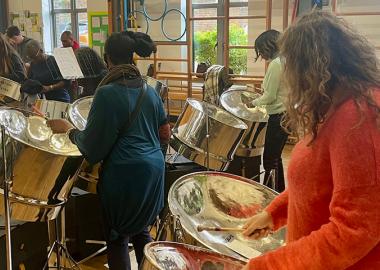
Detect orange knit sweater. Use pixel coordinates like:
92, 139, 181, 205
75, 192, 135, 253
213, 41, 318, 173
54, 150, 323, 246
249, 91, 380, 270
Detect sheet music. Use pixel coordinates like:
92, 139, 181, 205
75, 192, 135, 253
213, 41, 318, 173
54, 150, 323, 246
53, 47, 84, 80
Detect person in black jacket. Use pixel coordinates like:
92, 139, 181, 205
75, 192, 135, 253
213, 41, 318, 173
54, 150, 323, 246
0, 33, 26, 83
6, 25, 34, 63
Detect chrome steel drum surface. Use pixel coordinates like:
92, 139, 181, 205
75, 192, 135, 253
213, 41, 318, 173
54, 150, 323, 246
220, 89, 268, 157
0, 108, 81, 222
68, 96, 93, 131
171, 99, 248, 170
168, 172, 285, 261
34, 99, 70, 119
68, 77, 167, 131
0, 76, 21, 102
144, 76, 168, 101
142, 241, 245, 270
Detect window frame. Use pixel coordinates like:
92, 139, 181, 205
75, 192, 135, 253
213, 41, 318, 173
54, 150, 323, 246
192, 0, 248, 69
51, 0, 87, 48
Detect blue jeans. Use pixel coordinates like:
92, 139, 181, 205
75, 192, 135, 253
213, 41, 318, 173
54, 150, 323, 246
107, 228, 152, 270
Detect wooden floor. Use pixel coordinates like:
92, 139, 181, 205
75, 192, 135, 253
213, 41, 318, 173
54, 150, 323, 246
78, 144, 294, 269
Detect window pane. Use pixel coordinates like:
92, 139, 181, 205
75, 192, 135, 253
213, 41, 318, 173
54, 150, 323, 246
76, 0, 87, 9
78, 13, 89, 46
53, 0, 71, 9
229, 48, 249, 75
193, 8, 217, 68
55, 13, 72, 46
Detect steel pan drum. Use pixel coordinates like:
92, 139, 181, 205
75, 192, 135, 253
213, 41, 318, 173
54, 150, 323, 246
68, 76, 167, 131
220, 89, 268, 157
142, 241, 246, 270
167, 171, 285, 261
0, 76, 21, 103
33, 99, 70, 119
171, 99, 248, 171
0, 108, 81, 222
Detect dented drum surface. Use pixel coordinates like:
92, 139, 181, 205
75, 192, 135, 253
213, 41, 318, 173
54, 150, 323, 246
167, 171, 286, 261
142, 241, 246, 270
220, 89, 268, 157
0, 108, 81, 222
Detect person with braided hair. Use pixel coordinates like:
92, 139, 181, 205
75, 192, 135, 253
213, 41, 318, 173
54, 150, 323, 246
48, 31, 168, 270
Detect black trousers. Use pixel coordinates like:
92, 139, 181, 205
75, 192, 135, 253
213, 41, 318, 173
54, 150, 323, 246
106, 227, 152, 270
263, 113, 288, 192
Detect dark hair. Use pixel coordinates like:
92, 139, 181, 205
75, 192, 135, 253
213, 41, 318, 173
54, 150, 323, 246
104, 31, 156, 65
254, 29, 281, 61
61, 31, 73, 38
6, 26, 21, 38
75, 47, 107, 77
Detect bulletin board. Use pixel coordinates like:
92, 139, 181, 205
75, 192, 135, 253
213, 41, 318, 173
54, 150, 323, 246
88, 12, 109, 57
10, 11, 42, 42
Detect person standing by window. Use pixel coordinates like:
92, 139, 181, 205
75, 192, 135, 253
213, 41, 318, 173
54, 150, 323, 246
60, 31, 80, 51
249, 30, 288, 192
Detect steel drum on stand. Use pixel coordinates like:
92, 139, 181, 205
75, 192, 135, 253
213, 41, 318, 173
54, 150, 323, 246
220, 89, 268, 157
171, 99, 248, 171
164, 171, 285, 261
142, 241, 246, 270
0, 108, 81, 222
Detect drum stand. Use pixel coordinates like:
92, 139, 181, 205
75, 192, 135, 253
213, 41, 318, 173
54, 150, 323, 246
1, 125, 13, 270
205, 103, 211, 171
44, 211, 80, 270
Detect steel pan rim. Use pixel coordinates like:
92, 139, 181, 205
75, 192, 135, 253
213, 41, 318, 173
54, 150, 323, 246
0, 189, 66, 208
68, 96, 93, 131
171, 134, 230, 163
143, 241, 247, 268
186, 98, 248, 130
0, 108, 81, 156
220, 89, 268, 122
168, 171, 278, 260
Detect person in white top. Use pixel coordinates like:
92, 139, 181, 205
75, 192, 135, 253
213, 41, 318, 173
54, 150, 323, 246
250, 30, 288, 192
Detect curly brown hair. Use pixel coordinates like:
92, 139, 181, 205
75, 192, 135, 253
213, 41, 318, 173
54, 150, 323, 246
279, 11, 380, 141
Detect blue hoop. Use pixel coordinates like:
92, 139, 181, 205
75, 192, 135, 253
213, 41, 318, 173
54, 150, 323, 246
161, 8, 187, 41
142, 0, 168, 22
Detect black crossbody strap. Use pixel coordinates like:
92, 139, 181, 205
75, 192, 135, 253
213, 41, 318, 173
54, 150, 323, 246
121, 82, 147, 135
102, 82, 147, 164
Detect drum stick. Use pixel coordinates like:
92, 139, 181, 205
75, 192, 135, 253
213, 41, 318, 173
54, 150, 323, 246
197, 225, 244, 233
31, 105, 46, 118
197, 225, 263, 235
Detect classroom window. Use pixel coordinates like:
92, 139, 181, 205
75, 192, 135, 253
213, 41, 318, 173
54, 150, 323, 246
51, 0, 88, 47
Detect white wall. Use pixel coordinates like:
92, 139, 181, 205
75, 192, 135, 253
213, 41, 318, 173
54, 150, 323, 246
8, 0, 42, 14
87, 0, 108, 13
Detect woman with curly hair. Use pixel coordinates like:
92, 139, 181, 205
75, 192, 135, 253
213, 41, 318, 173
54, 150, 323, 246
242, 11, 380, 269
